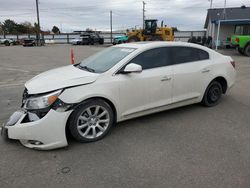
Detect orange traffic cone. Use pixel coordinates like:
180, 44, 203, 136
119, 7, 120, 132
70, 48, 75, 64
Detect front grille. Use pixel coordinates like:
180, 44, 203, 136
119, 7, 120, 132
22, 88, 29, 107
23, 88, 29, 100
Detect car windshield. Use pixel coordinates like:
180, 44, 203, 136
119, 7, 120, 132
79, 47, 135, 73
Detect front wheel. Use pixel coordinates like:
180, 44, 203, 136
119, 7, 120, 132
202, 81, 223, 107
69, 99, 114, 142
151, 36, 163, 41
244, 44, 250, 57
4, 41, 10, 46
238, 48, 244, 55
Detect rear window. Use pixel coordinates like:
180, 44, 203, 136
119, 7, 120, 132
171, 47, 209, 64
199, 49, 209, 60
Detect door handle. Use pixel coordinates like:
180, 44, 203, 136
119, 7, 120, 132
161, 76, 171, 81
202, 68, 210, 73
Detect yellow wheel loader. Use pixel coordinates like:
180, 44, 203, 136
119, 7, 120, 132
127, 19, 174, 42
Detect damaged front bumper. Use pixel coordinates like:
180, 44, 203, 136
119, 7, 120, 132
1, 109, 72, 150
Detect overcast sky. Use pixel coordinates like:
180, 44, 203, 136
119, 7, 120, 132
0, 0, 249, 32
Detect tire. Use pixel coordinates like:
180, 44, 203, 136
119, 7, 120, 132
99, 39, 104, 45
144, 36, 153, 41
202, 81, 223, 107
69, 99, 114, 142
90, 39, 94, 45
128, 36, 140, 42
4, 41, 10, 46
238, 48, 245, 55
244, 44, 250, 57
151, 36, 163, 41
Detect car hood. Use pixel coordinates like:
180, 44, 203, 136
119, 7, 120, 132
114, 36, 123, 39
25, 65, 99, 94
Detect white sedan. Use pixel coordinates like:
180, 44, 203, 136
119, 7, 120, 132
1, 42, 236, 150
70, 37, 83, 45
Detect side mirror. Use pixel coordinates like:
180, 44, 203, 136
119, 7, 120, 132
122, 63, 142, 74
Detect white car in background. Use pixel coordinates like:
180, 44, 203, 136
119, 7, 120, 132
70, 37, 83, 45
0, 38, 14, 46
1, 42, 236, 150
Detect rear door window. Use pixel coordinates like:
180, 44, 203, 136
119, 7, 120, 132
171, 47, 209, 64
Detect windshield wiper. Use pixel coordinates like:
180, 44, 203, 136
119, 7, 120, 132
78, 65, 96, 73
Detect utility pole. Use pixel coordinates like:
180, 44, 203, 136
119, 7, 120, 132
209, 0, 213, 9
110, 10, 112, 44
60, 23, 63, 33
143, 1, 146, 29
223, 0, 227, 19
35, 0, 41, 46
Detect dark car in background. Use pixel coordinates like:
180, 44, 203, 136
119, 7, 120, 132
71, 32, 104, 45
87, 32, 104, 45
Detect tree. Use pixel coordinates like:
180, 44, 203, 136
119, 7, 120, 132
16, 24, 28, 34
1, 20, 39, 34
52, 26, 60, 34
3, 19, 17, 34
21, 22, 34, 34
0, 22, 4, 35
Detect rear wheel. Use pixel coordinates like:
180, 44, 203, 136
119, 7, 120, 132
244, 44, 250, 56
99, 39, 104, 45
202, 81, 223, 107
69, 99, 114, 142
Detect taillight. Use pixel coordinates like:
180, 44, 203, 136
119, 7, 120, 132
230, 61, 236, 69
235, 38, 240, 43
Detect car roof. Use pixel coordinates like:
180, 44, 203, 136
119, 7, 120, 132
115, 41, 223, 58
115, 41, 213, 52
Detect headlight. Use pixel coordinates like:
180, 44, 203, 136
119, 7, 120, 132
24, 90, 62, 110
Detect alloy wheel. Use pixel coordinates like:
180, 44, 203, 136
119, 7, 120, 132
76, 105, 110, 139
